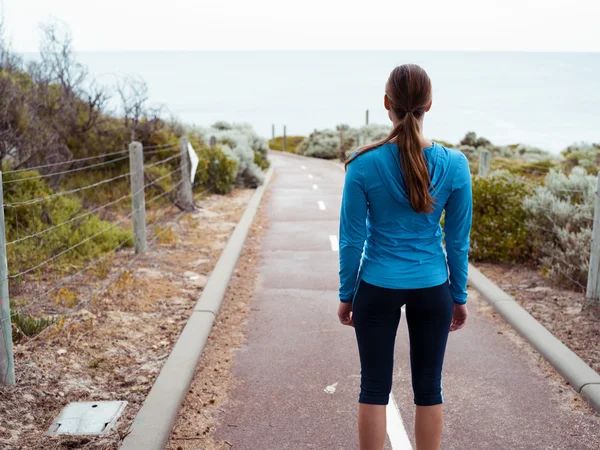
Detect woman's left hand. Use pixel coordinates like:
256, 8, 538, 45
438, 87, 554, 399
338, 301, 354, 327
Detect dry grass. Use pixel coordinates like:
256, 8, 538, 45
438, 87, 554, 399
0, 189, 253, 449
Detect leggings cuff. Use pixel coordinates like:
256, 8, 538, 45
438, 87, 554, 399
359, 394, 389, 405
414, 396, 444, 406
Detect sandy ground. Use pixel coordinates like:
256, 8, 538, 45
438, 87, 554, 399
165, 190, 268, 450
477, 262, 600, 374
0, 189, 253, 450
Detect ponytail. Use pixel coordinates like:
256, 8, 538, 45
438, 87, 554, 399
397, 111, 434, 213
345, 64, 434, 214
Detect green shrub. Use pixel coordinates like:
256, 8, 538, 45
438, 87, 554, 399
192, 123, 267, 188
490, 158, 557, 181
470, 172, 534, 262
523, 168, 595, 287
460, 132, 491, 148
3, 169, 133, 279
194, 146, 239, 194
12, 311, 56, 341
145, 162, 176, 204
561, 143, 600, 175
296, 129, 339, 159
269, 136, 305, 153
254, 150, 270, 170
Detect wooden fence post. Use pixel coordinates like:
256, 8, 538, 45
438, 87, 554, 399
0, 171, 15, 385
129, 142, 147, 254
366, 109, 369, 125
478, 150, 491, 177
283, 126, 287, 153
586, 174, 600, 306
178, 136, 194, 211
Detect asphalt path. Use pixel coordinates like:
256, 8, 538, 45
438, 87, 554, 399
214, 152, 600, 449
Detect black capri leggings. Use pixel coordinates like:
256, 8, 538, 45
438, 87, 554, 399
353, 280, 454, 406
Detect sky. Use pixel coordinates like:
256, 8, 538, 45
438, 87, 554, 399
2, 0, 600, 53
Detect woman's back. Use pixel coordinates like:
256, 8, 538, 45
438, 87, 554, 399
336, 64, 472, 450
338, 141, 471, 303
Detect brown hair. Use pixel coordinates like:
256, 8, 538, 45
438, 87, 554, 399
346, 64, 434, 213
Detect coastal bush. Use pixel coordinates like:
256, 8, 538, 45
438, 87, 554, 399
269, 135, 305, 153
562, 143, 600, 174
254, 150, 270, 171
194, 122, 267, 188
296, 129, 340, 159
470, 171, 534, 263
523, 167, 595, 287
490, 158, 558, 181
194, 146, 239, 195
2, 169, 133, 281
460, 131, 491, 149
356, 124, 391, 146
296, 124, 392, 161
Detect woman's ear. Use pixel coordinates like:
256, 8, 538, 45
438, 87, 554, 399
384, 95, 391, 111
426, 99, 433, 113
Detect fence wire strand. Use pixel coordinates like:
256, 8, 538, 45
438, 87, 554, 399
1, 178, 185, 328
0, 141, 194, 383
3, 153, 181, 208
2, 155, 132, 184
5, 149, 131, 174
12, 204, 187, 363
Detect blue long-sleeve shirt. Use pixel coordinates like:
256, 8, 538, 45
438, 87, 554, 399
339, 142, 472, 304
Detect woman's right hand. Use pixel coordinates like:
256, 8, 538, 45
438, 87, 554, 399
450, 303, 468, 332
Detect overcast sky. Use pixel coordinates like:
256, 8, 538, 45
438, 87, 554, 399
3, 0, 599, 52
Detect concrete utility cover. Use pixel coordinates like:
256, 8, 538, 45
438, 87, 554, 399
46, 401, 127, 436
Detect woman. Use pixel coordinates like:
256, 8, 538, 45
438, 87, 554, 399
338, 64, 472, 450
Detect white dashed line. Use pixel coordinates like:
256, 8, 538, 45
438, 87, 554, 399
318, 201, 326, 211
386, 392, 413, 449
329, 235, 339, 252
301, 165, 307, 170
308, 174, 314, 179
324, 382, 338, 394
312, 184, 319, 190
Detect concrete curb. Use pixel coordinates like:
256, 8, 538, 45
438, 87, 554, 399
121, 168, 274, 450
469, 263, 600, 413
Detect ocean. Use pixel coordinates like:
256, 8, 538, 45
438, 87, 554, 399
74, 51, 600, 153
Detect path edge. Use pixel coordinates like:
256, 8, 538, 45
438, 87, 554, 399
468, 263, 600, 413
120, 167, 274, 450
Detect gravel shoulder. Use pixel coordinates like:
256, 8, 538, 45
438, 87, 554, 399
166, 189, 268, 450
0, 189, 253, 450
476, 262, 600, 375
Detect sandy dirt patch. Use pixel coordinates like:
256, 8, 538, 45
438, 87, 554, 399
476, 263, 600, 375
0, 189, 253, 449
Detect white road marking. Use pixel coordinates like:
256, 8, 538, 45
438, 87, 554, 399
324, 382, 338, 394
308, 174, 314, 179
386, 392, 413, 449
329, 235, 339, 252
318, 201, 326, 211
312, 184, 319, 190
301, 165, 307, 170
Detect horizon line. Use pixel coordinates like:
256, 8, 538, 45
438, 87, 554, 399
15, 49, 600, 54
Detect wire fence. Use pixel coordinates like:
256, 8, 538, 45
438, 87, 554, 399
0, 138, 199, 384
